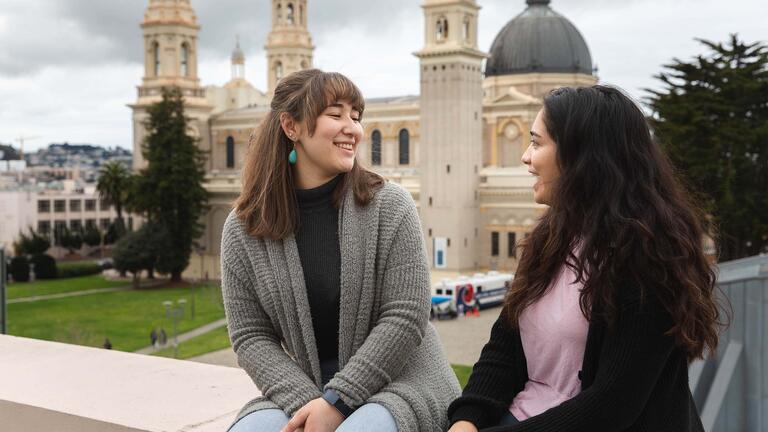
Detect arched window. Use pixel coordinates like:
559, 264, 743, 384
286, 3, 295, 25
300, 60, 308, 70
226, 136, 235, 169
398, 129, 409, 165
463, 17, 470, 41
299, 4, 304, 25
275, 61, 283, 81
436, 17, 448, 41
180, 43, 189, 77
371, 130, 382, 166
153, 41, 160, 76
276, 4, 282, 24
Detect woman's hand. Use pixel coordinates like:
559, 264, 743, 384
281, 398, 344, 432
448, 420, 479, 432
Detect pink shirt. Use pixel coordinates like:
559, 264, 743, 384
509, 263, 589, 420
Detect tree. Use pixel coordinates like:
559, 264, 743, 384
646, 34, 768, 261
13, 228, 50, 256
132, 87, 209, 281
82, 225, 102, 248
96, 161, 131, 234
113, 226, 158, 288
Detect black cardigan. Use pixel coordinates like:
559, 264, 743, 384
447, 292, 704, 432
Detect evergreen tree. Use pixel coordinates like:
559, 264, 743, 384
647, 34, 768, 261
132, 87, 208, 281
97, 161, 131, 234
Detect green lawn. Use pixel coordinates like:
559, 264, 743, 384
6, 275, 130, 300
7, 283, 225, 352
153, 325, 232, 359
452, 364, 473, 389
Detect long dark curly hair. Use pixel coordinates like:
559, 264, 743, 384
502, 85, 726, 361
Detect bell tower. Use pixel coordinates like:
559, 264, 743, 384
415, 0, 486, 271
130, 0, 212, 169
265, 0, 314, 95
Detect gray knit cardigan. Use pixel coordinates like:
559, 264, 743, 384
220, 181, 461, 432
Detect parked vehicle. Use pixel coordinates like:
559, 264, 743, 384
430, 271, 514, 319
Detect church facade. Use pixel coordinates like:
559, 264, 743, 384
131, 0, 598, 279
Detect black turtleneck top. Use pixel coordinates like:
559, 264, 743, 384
295, 175, 342, 362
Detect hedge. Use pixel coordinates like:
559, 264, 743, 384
30, 254, 57, 280
57, 261, 103, 279
9, 256, 30, 282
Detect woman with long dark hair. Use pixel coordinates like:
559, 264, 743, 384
447, 85, 724, 431
221, 69, 459, 432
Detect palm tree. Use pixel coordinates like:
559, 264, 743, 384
96, 161, 131, 234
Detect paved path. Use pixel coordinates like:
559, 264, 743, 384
187, 307, 501, 368
7, 280, 165, 304
134, 318, 228, 355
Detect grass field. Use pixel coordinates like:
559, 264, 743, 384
153, 325, 232, 359
6, 275, 130, 300
451, 364, 473, 388
7, 283, 226, 352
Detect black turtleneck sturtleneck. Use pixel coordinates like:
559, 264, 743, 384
295, 175, 342, 362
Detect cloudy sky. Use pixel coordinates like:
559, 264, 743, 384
0, 0, 764, 152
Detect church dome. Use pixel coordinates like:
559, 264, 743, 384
485, 0, 593, 77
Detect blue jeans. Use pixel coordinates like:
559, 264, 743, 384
228, 403, 397, 432
229, 359, 397, 431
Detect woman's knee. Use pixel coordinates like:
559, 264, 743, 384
336, 403, 397, 432
228, 408, 290, 432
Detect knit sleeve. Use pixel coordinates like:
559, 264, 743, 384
221, 221, 322, 416
482, 295, 677, 432
324, 190, 432, 408
447, 316, 527, 429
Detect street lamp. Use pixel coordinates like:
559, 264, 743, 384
163, 298, 187, 358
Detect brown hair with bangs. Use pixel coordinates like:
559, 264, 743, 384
234, 69, 383, 239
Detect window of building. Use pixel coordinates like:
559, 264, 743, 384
276, 4, 282, 24
371, 130, 382, 166
398, 129, 410, 165
128, 217, 134, 231
275, 61, 283, 82
69, 199, 81, 212
463, 16, 470, 41
85, 199, 96, 211
508, 232, 516, 258
70, 220, 82, 231
436, 17, 448, 41
286, 3, 295, 25
100, 200, 109, 211
54, 220, 66, 234
38, 200, 50, 213
181, 43, 189, 77
491, 231, 499, 256
54, 200, 66, 213
100, 218, 111, 230
226, 136, 235, 168
37, 221, 51, 235
153, 41, 160, 76
85, 219, 96, 229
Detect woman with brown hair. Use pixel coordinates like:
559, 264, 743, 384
447, 85, 724, 431
221, 69, 460, 432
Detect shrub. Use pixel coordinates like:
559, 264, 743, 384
57, 261, 103, 279
30, 254, 57, 280
9, 256, 30, 282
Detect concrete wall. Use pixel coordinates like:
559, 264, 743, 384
0, 335, 257, 432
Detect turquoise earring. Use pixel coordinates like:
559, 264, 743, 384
288, 137, 297, 165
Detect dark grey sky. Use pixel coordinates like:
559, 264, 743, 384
0, 0, 764, 150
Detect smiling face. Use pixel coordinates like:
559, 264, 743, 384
285, 100, 363, 189
521, 109, 561, 205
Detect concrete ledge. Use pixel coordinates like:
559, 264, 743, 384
0, 335, 258, 432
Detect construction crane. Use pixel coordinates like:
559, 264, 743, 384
14, 135, 41, 160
